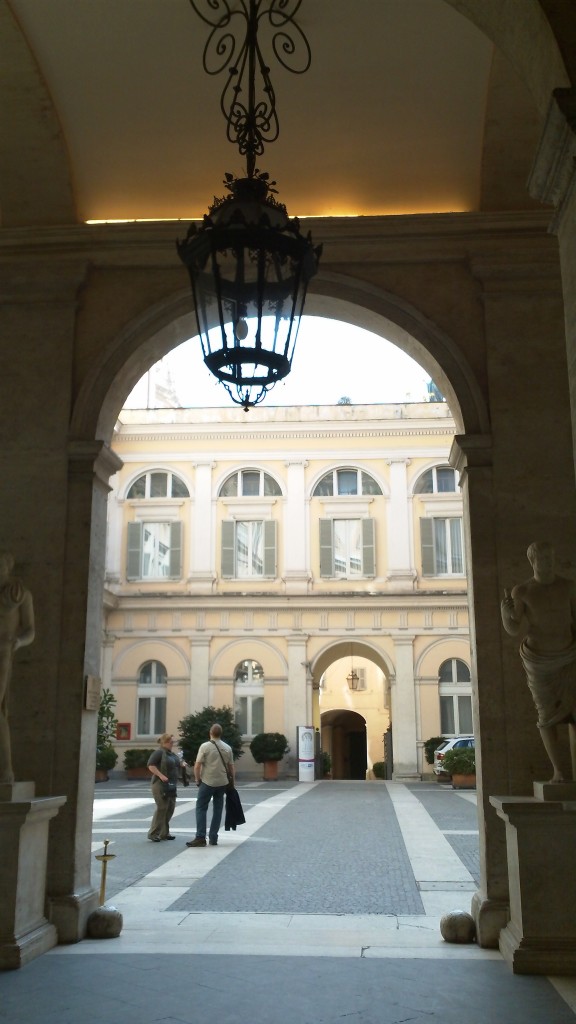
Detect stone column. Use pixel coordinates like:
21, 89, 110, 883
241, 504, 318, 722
189, 462, 215, 593
528, 87, 576, 480
283, 461, 310, 593
390, 636, 419, 779
46, 442, 122, 943
189, 636, 211, 711
386, 458, 416, 589
286, 636, 310, 755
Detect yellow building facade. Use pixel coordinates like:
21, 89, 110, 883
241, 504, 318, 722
103, 400, 471, 780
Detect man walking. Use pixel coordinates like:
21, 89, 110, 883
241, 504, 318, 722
187, 723, 234, 847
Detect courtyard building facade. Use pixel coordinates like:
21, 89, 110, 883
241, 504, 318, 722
103, 401, 471, 780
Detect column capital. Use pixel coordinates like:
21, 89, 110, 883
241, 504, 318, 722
450, 434, 493, 475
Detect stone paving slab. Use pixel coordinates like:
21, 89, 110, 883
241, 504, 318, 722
2, 952, 575, 1024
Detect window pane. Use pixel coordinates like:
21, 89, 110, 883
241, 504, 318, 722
450, 519, 463, 573
333, 519, 362, 575
154, 661, 168, 685
437, 467, 455, 492
314, 473, 333, 496
150, 472, 168, 498
251, 661, 264, 682
250, 521, 263, 574
154, 697, 167, 734
138, 697, 151, 734
263, 473, 281, 496
242, 471, 260, 496
234, 660, 250, 685
337, 470, 357, 495
139, 662, 153, 686
434, 519, 448, 573
458, 695, 473, 734
220, 475, 238, 497
171, 475, 189, 498
440, 695, 455, 734
252, 696, 264, 734
438, 660, 454, 683
361, 472, 381, 495
142, 523, 171, 577
416, 469, 433, 494
455, 659, 470, 682
236, 522, 249, 576
128, 476, 146, 499
236, 696, 248, 734
333, 520, 347, 574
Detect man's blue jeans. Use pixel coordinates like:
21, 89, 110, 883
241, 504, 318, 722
195, 781, 227, 840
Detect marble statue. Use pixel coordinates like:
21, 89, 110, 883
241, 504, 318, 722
0, 552, 35, 785
501, 541, 576, 783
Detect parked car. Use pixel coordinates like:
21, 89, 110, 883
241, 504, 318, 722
433, 735, 475, 776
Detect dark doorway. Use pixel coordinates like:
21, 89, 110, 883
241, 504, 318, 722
321, 709, 367, 780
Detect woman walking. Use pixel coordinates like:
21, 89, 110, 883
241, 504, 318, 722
147, 733, 180, 841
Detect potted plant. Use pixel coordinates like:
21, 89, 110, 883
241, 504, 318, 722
441, 746, 476, 789
95, 688, 118, 781
249, 732, 290, 781
123, 748, 156, 778
321, 750, 332, 779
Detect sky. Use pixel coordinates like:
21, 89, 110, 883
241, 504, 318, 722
125, 316, 434, 409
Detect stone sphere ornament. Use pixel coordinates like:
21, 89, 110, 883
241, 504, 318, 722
86, 904, 123, 939
439, 909, 476, 943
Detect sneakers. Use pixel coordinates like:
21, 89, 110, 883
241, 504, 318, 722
186, 837, 207, 847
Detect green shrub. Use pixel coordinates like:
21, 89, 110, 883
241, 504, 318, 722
442, 747, 475, 775
179, 705, 244, 765
372, 761, 386, 779
96, 745, 118, 771
321, 751, 332, 775
423, 736, 445, 765
96, 688, 118, 770
123, 748, 155, 769
249, 732, 290, 763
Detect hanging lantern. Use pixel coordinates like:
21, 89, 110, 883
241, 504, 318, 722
178, 0, 321, 410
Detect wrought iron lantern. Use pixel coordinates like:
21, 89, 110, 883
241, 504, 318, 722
347, 668, 360, 691
178, 0, 322, 410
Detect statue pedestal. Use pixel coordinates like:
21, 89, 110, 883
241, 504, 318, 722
490, 783, 576, 975
0, 782, 66, 970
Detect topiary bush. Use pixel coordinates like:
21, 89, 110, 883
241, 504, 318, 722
249, 732, 290, 763
424, 736, 445, 765
372, 761, 386, 779
179, 705, 244, 765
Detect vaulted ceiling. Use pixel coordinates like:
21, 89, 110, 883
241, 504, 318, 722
2, 0, 547, 227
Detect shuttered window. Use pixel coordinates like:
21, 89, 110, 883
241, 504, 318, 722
319, 518, 375, 577
221, 520, 277, 578
126, 521, 183, 580
420, 518, 464, 575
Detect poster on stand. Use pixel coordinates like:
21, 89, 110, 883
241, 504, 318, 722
298, 725, 315, 782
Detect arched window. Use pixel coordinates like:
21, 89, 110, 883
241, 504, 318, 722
415, 465, 457, 494
234, 659, 264, 738
313, 467, 381, 497
127, 471, 189, 499
219, 469, 282, 497
438, 658, 472, 736
137, 660, 167, 736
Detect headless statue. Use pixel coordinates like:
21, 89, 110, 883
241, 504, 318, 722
0, 552, 35, 785
501, 541, 576, 783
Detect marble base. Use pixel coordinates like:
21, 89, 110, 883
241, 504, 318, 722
471, 891, 510, 949
533, 780, 576, 801
0, 782, 66, 971
490, 794, 576, 975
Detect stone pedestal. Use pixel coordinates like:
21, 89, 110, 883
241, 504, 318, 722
0, 782, 66, 970
490, 783, 576, 975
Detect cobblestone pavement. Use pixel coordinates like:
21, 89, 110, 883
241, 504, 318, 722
170, 781, 424, 914
406, 781, 481, 884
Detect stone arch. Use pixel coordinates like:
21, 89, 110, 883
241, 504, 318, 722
70, 272, 489, 444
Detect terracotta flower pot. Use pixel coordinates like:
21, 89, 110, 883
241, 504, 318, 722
451, 773, 476, 790
263, 760, 279, 781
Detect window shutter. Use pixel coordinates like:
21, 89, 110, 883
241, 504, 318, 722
319, 519, 334, 577
263, 520, 277, 577
221, 520, 236, 578
420, 518, 435, 575
361, 518, 375, 576
127, 522, 143, 580
169, 521, 182, 578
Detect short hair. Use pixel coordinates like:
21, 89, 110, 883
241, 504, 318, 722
527, 541, 553, 564
157, 732, 173, 746
210, 723, 222, 738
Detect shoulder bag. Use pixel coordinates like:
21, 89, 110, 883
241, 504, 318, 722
211, 740, 234, 790
160, 750, 177, 798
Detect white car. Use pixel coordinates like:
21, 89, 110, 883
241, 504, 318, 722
433, 735, 475, 776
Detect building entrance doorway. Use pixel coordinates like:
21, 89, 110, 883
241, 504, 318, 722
321, 710, 367, 780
